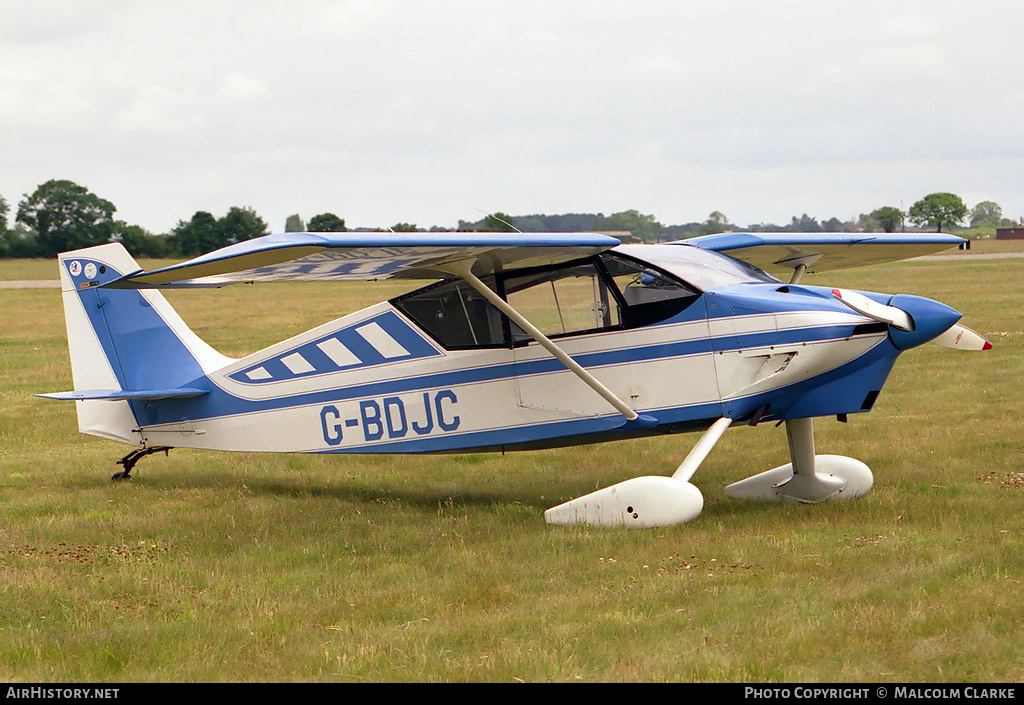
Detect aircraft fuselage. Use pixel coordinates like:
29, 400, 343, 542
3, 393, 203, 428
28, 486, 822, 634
112, 244, 914, 454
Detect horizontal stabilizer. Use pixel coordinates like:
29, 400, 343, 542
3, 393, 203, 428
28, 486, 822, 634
37, 388, 209, 401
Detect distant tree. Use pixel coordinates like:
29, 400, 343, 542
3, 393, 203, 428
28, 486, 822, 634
115, 222, 172, 258
699, 211, 730, 235
285, 214, 305, 232
969, 200, 1003, 228
744, 222, 787, 232
593, 210, 661, 242
789, 214, 822, 232
855, 213, 877, 232
219, 206, 268, 244
16, 179, 117, 257
821, 217, 844, 232
0, 224, 41, 258
390, 222, 418, 232
562, 213, 602, 231
908, 192, 967, 232
871, 206, 904, 233
480, 212, 517, 232
513, 213, 601, 232
0, 195, 8, 233
661, 222, 703, 238
307, 213, 346, 232
171, 211, 223, 256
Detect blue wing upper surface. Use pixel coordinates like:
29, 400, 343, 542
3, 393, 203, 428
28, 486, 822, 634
104, 232, 622, 289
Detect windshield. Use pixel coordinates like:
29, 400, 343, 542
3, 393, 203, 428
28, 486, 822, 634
613, 243, 781, 290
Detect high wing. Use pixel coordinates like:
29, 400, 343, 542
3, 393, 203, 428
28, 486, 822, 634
104, 232, 621, 289
684, 232, 965, 282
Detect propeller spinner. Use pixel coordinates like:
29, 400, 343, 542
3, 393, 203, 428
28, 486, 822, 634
832, 288, 991, 351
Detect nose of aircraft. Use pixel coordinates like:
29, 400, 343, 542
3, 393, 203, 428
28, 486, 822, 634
885, 294, 963, 350
832, 288, 992, 352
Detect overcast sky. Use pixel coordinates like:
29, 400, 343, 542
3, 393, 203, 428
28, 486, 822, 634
3, 1, 1023, 233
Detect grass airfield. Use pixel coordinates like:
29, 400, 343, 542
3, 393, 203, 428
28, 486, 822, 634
0, 245, 1022, 682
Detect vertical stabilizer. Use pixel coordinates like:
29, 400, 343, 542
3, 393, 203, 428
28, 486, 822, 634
55, 244, 235, 445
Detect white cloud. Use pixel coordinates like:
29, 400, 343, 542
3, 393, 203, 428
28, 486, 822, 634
632, 54, 685, 77
112, 85, 204, 133
220, 74, 270, 101
301, 0, 403, 38
881, 13, 941, 41
3, 0, 1024, 233
0, 0, 125, 43
817, 43, 953, 86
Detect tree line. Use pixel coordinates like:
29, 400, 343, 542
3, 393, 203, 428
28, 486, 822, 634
671, 194, 1015, 238
0, 179, 1016, 259
463, 194, 1015, 241
0, 179, 348, 259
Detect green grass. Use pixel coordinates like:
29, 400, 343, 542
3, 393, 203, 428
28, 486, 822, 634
1, 255, 1022, 681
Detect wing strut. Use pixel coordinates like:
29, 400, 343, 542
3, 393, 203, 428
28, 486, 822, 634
444, 260, 647, 425
789, 263, 807, 285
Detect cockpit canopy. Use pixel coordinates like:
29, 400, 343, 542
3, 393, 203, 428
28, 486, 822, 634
616, 243, 782, 290
392, 245, 776, 350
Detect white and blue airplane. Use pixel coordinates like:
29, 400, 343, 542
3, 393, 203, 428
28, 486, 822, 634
41, 231, 990, 527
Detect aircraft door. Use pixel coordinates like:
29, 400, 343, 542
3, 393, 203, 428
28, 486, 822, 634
506, 261, 637, 417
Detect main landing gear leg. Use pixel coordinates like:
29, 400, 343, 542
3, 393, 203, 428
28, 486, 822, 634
724, 418, 873, 503
112, 446, 172, 481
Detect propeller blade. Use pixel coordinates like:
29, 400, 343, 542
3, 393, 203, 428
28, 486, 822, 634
832, 288, 914, 331
931, 323, 993, 351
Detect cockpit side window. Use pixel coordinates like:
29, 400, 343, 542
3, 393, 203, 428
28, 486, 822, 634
600, 253, 698, 305
393, 252, 703, 350
599, 252, 701, 327
393, 276, 507, 349
503, 260, 620, 342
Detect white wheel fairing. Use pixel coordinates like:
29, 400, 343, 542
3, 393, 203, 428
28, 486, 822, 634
544, 476, 704, 528
724, 455, 873, 503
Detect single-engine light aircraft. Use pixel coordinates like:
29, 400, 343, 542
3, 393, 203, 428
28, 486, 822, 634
41, 231, 990, 527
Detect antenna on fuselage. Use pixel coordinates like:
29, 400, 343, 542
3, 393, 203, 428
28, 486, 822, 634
474, 208, 523, 233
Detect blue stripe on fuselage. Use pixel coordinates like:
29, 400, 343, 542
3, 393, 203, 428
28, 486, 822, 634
96, 279, 886, 434
145, 319, 876, 426
314, 400, 728, 454
228, 310, 443, 384
317, 333, 898, 455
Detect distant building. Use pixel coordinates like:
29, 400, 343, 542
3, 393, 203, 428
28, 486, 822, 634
996, 227, 1024, 240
